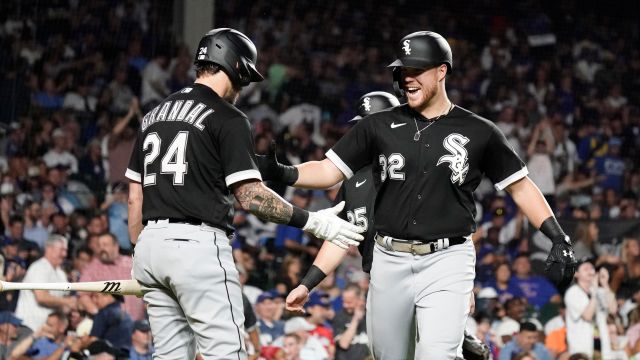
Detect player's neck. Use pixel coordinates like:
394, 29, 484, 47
417, 95, 451, 120
194, 74, 232, 99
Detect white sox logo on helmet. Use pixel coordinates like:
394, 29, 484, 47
437, 133, 470, 185
403, 40, 411, 55
363, 97, 371, 112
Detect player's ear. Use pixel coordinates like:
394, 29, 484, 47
438, 64, 447, 82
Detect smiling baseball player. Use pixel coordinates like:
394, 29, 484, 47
257, 31, 576, 359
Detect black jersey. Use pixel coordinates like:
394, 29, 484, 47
126, 84, 261, 234
327, 104, 526, 241
334, 165, 376, 273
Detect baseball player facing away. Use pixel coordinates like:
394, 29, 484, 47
258, 31, 577, 359
125, 28, 364, 360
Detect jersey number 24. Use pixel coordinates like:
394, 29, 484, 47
143, 131, 189, 186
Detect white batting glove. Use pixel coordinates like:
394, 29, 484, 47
303, 201, 365, 249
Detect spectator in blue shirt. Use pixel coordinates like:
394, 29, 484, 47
510, 254, 560, 309
483, 262, 525, 304
595, 137, 626, 194
129, 319, 153, 360
256, 291, 285, 346
10, 311, 82, 360
88, 293, 133, 351
499, 321, 552, 360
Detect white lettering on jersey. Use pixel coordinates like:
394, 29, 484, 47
176, 100, 194, 121
437, 133, 470, 185
155, 101, 172, 122
184, 103, 206, 124
403, 40, 411, 55
194, 109, 214, 131
363, 97, 371, 112
167, 100, 184, 121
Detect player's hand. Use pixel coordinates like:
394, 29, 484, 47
303, 202, 365, 248
286, 285, 310, 314
544, 236, 577, 291
255, 141, 298, 185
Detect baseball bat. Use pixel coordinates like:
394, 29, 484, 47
0, 279, 143, 297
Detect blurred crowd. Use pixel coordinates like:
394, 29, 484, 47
0, 0, 638, 359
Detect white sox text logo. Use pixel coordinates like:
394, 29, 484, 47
437, 133, 470, 185
363, 97, 371, 112
403, 40, 411, 55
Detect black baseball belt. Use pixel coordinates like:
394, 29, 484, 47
374, 233, 467, 255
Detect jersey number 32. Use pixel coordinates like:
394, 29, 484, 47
142, 131, 189, 186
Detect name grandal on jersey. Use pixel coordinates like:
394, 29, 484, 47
141, 100, 214, 132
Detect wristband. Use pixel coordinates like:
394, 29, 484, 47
300, 265, 327, 291
539, 216, 570, 244
288, 206, 309, 229
281, 165, 299, 186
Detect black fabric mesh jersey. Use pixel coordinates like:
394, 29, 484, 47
327, 104, 527, 241
334, 165, 376, 273
126, 84, 261, 234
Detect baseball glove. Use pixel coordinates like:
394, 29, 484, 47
461, 331, 490, 360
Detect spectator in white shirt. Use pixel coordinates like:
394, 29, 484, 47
42, 128, 78, 174
140, 52, 170, 111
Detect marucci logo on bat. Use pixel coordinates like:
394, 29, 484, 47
101, 281, 122, 293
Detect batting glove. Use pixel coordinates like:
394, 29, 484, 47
255, 141, 298, 185
545, 235, 577, 290
303, 202, 365, 249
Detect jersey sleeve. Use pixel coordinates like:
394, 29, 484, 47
125, 132, 143, 183
481, 124, 528, 190
326, 118, 375, 179
218, 116, 262, 187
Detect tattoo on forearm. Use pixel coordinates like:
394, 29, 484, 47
235, 182, 293, 223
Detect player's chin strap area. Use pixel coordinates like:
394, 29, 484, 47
375, 233, 467, 255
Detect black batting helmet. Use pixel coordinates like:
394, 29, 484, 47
194, 28, 264, 87
350, 91, 401, 122
388, 31, 452, 97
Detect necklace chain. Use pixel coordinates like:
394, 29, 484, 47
413, 102, 454, 141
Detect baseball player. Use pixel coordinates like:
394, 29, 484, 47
258, 31, 576, 359
125, 28, 364, 360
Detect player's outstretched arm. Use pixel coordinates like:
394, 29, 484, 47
286, 241, 349, 313
506, 176, 577, 290
256, 141, 344, 189
232, 180, 364, 248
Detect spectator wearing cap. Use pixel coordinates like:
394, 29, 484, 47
305, 291, 335, 358
498, 321, 553, 360
256, 291, 285, 346
87, 292, 133, 352
564, 260, 617, 358
79, 232, 145, 321
331, 283, 369, 360
594, 137, 626, 194
273, 190, 318, 260
129, 320, 153, 360
42, 128, 78, 174
273, 317, 328, 360
0, 311, 32, 358
510, 254, 560, 310
15, 235, 77, 331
